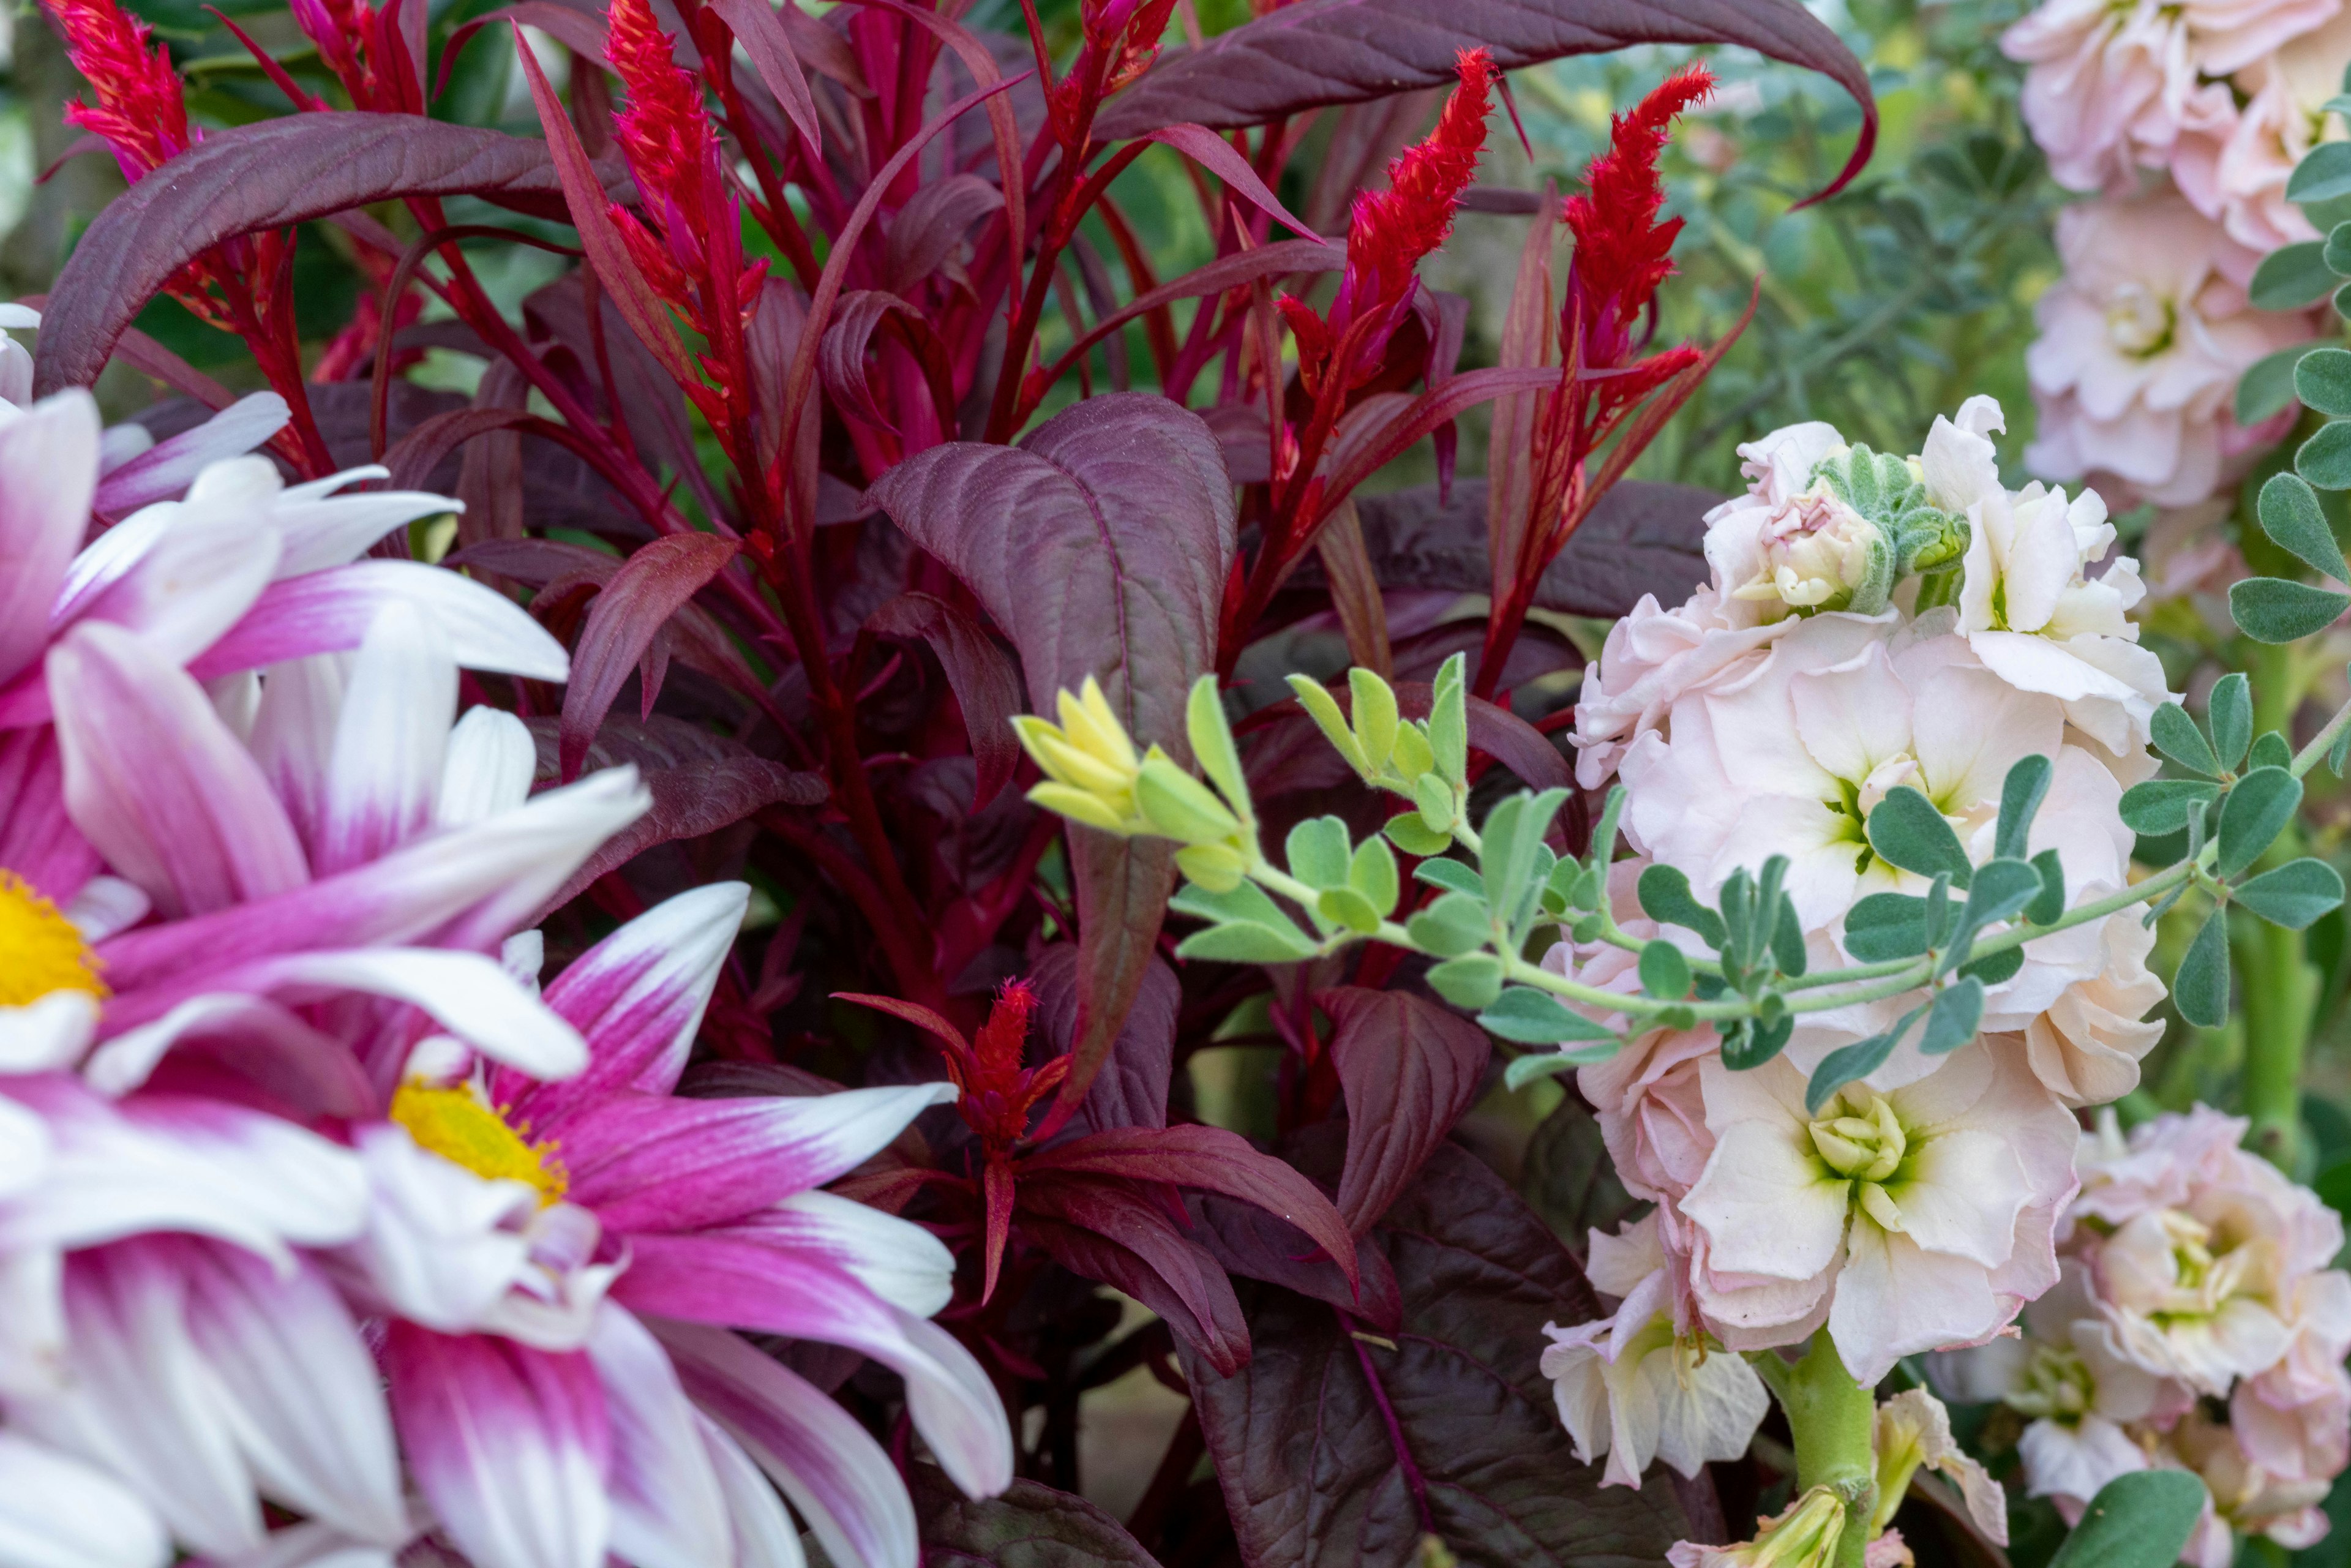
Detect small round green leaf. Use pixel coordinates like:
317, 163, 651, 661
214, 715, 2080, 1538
2118, 778, 2220, 836
2253, 241, 2338, 308
2231, 577, 2351, 643
1844, 892, 1930, 960
1348, 836, 1400, 917
2290, 143, 2351, 204
2173, 908, 2232, 1029
1425, 953, 1504, 1010
2298, 349, 2351, 418
1405, 891, 1491, 958
2330, 220, 2351, 276
2240, 343, 2317, 424
1638, 939, 1692, 1000
1177, 921, 1319, 963
1637, 863, 1729, 948
1995, 754, 2053, 862
2218, 767, 2304, 877
2210, 673, 2253, 769
1384, 811, 1453, 857
1315, 886, 1382, 935
2300, 419, 2351, 489
2251, 730, 2295, 773
2235, 858, 2347, 929
2045, 1472, 2211, 1568
1481, 985, 1618, 1045
2258, 471, 2351, 579
2148, 702, 2219, 778
1865, 786, 1973, 886
1918, 977, 1985, 1055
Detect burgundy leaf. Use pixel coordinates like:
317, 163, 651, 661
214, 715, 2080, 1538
831, 991, 970, 1052
1092, 0, 1875, 206
705, 0, 822, 153
1190, 1192, 1404, 1332
981, 1156, 1014, 1303
1183, 1144, 1689, 1568
1018, 1179, 1251, 1375
523, 276, 723, 530
1028, 943, 1177, 1134
883, 173, 1005, 294
866, 394, 1238, 1129
1141, 123, 1322, 239
1022, 1125, 1356, 1286
522, 717, 827, 915
558, 533, 740, 780
382, 407, 537, 492
865, 592, 1025, 808
818, 291, 957, 440
1320, 988, 1490, 1234
514, 28, 698, 388
1039, 239, 1344, 392
34, 116, 613, 396
907, 1463, 1162, 1565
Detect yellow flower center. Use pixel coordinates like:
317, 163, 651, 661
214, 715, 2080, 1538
0, 870, 107, 1007
389, 1081, 568, 1206
1809, 1092, 1908, 1184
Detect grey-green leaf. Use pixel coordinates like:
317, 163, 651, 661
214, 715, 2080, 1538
2210, 673, 2252, 770
1286, 816, 1353, 890
1177, 921, 1318, 963
1919, 977, 1985, 1056
2043, 1471, 2211, 1568
2234, 858, 2347, 929
1844, 892, 1929, 960
1480, 986, 1618, 1045
1406, 891, 1491, 958
1995, 754, 2053, 863
1385, 811, 1453, 857
2239, 343, 2317, 424
2149, 702, 2219, 778
2252, 241, 2338, 308
2299, 348, 2351, 419
1638, 939, 1692, 1000
2232, 578, 2351, 643
2173, 908, 2232, 1028
2251, 730, 2294, 773
1415, 858, 1484, 899
1865, 786, 1972, 887
1637, 863, 1729, 948
2118, 779, 2221, 836
1426, 954, 1505, 1010
2257, 471, 2351, 579
2290, 143, 2351, 204
1804, 1005, 1927, 1114
2027, 847, 2066, 925
2218, 766, 2304, 877
2300, 420, 2351, 489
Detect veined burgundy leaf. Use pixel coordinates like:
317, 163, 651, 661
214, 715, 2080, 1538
831, 989, 970, 1053
1190, 1191, 1405, 1332
819, 292, 958, 441
523, 276, 721, 527
558, 533, 740, 781
865, 593, 1025, 808
513, 29, 696, 387
883, 173, 1005, 294
1092, 0, 1876, 204
907, 1464, 1161, 1566
1029, 943, 1177, 1134
383, 407, 538, 493
867, 394, 1238, 1130
1141, 124, 1322, 239
1022, 1124, 1357, 1286
1320, 988, 1490, 1234
520, 716, 826, 915
1183, 1144, 1689, 1568
34, 116, 615, 395
1018, 1177, 1252, 1375
705, 0, 822, 153
1041, 239, 1344, 393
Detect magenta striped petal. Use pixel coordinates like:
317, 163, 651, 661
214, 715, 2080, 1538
613, 1235, 1011, 1501
0, 726, 98, 900
269, 468, 462, 579
493, 884, 750, 1121
91, 393, 288, 520
178, 1240, 406, 1545
585, 1306, 732, 1568
246, 654, 345, 861
96, 768, 648, 996
654, 1321, 916, 1568
699, 1417, 807, 1568
187, 562, 569, 684
559, 1083, 955, 1232
53, 494, 283, 670
49, 622, 309, 920
383, 1324, 612, 1568
312, 606, 454, 876
705, 1190, 953, 1316
80, 993, 367, 1114
0, 391, 100, 687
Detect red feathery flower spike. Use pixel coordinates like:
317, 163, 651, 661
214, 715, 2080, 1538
47, 0, 192, 181
1562, 64, 1713, 371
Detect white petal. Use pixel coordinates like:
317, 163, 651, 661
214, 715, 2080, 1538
588, 1306, 732, 1568
0, 993, 96, 1076
315, 603, 454, 875
720, 1191, 956, 1318
437, 707, 538, 828
0, 1430, 170, 1568
701, 1419, 807, 1568
232, 948, 587, 1080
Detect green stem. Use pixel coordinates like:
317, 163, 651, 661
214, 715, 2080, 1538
1752, 1332, 1878, 1568
2240, 643, 2319, 1171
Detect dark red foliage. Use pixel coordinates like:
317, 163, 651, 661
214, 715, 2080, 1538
35, 0, 1872, 1549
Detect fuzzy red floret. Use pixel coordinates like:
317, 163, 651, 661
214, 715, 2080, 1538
1561, 64, 1711, 361
1331, 48, 1493, 335
48, 0, 192, 179
607, 0, 721, 208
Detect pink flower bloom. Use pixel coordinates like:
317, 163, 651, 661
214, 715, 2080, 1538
1540, 1211, 1768, 1489
2025, 192, 2311, 509
1678, 1037, 2081, 1384
2168, 1403, 2334, 1551
2001, 0, 2324, 191
2174, 10, 2351, 253
343, 883, 1014, 1568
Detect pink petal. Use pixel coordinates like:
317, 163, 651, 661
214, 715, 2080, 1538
585, 1306, 732, 1568
705, 1190, 953, 1317
560, 1084, 955, 1232
92, 393, 288, 520
0, 391, 100, 687
495, 885, 749, 1120
699, 1417, 807, 1568
655, 1321, 917, 1568
312, 604, 454, 876
53, 484, 283, 667
0, 726, 99, 901
187, 561, 568, 684
48, 621, 309, 919
383, 1324, 612, 1568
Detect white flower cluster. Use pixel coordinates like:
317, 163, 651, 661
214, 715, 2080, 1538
1541, 397, 2183, 1490
1937, 1108, 2351, 1564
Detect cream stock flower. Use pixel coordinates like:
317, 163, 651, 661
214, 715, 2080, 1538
1668, 1485, 1854, 1568
1678, 1038, 2080, 1384
2175, 9, 2351, 255
1541, 1212, 1768, 1490
1873, 1389, 2009, 1545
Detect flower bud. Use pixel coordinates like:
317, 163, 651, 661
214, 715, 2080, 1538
1136, 754, 1244, 844
1013, 676, 1152, 836
1669, 1487, 1850, 1568
1732, 492, 1889, 615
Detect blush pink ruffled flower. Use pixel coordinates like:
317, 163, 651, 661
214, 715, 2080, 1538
2174, 10, 2351, 254
2025, 192, 2312, 509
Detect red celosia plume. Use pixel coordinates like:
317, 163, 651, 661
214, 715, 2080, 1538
941, 980, 1068, 1159
47, 0, 192, 180
1562, 64, 1712, 367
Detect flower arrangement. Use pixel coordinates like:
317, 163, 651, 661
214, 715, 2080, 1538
1, 0, 2347, 1562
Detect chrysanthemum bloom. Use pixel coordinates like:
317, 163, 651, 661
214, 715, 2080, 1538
2001, 0, 2327, 190
2173, 10, 2351, 255
339, 882, 1013, 1568
1541, 1210, 1768, 1489
1678, 1038, 2080, 1384
2024, 192, 2310, 509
